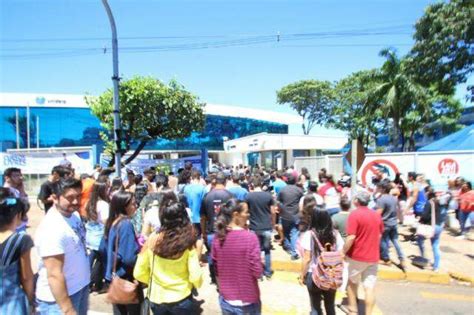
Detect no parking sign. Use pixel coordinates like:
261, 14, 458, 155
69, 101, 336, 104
360, 159, 399, 186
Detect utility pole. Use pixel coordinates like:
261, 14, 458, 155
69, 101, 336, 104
15, 109, 20, 149
36, 116, 40, 150
350, 139, 358, 198
102, 0, 122, 178
26, 103, 30, 150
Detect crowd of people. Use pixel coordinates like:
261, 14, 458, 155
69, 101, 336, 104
0, 162, 473, 315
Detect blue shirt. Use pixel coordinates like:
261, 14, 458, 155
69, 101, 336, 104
272, 179, 287, 196
227, 186, 249, 201
102, 218, 138, 281
184, 183, 206, 224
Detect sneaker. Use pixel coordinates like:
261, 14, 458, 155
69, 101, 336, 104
264, 270, 274, 280
455, 235, 466, 240
291, 254, 300, 261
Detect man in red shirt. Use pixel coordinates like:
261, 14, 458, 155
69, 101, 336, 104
343, 191, 384, 315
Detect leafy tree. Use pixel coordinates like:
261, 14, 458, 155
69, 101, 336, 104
276, 80, 335, 135
372, 48, 431, 151
409, 0, 474, 96
332, 69, 383, 149
87, 76, 205, 166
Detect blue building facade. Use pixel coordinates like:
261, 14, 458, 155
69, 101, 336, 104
0, 100, 288, 152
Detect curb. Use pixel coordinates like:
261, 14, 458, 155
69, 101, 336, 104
272, 260, 452, 285
448, 272, 474, 285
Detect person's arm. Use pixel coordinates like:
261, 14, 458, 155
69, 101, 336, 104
407, 186, 419, 210
19, 249, 34, 305
299, 249, 311, 286
342, 235, 356, 256
118, 222, 139, 269
141, 221, 152, 238
187, 249, 203, 289
248, 234, 263, 279
43, 255, 76, 315
133, 246, 150, 286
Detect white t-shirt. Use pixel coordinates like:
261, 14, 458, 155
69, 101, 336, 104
35, 207, 90, 302
299, 192, 325, 210
96, 200, 110, 224
300, 230, 343, 271
144, 206, 161, 232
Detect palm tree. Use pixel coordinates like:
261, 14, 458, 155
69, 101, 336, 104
372, 48, 430, 151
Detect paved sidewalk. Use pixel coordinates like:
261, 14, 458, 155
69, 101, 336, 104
272, 225, 474, 285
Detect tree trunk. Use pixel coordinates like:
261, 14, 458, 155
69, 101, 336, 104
123, 140, 149, 165
392, 119, 401, 152
108, 152, 116, 167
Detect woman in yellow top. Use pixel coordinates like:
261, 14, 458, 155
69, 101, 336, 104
134, 200, 203, 314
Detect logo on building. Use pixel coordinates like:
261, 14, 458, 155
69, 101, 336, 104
438, 158, 459, 176
35, 97, 46, 105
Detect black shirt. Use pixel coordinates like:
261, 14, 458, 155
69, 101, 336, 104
420, 200, 443, 226
201, 188, 234, 234
278, 185, 304, 222
246, 191, 274, 232
38, 180, 59, 211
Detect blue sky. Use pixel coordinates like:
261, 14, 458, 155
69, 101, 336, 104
1, 0, 471, 135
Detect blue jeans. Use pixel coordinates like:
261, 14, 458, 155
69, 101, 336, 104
206, 234, 216, 283
255, 230, 272, 276
36, 285, 89, 315
281, 219, 299, 257
305, 272, 336, 315
459, 211, 473, 235
219, 295, 261, 315
417, 224, 443, 270
150, 295, 195, 315
380, 225, 404, 261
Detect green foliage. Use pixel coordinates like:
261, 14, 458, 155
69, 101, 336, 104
86, 76, 205, 165
276, 80, 335, 135
409, 0, 474, 96
332, 69, 382, 148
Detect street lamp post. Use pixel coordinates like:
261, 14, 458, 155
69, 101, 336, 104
101, 0, 122, 178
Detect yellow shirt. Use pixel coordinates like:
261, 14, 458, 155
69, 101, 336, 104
133, 246, 203, 304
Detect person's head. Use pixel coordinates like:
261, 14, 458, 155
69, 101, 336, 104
407, 172, 417, 182
286, 174, 296, 185
299, 195, 316, 232
158, 189, 178, 215
232, 173, 241, 184
110, 177, 123, 192
424, 186, 437, 200
105, 191, 136, 238
215, 199, 249, 244
184, 161, 193, 170
301, 167, 310, 176
323, 174, 336, 186
461, 181, 472, 193
155, 173, 169, 189
455, 176, 465, 188
275, 170, 284, 179
94, 164, 102, 171
308, 181, 319, 193
86, 181, 109, 221
377, 181, 391, 194
353, 191, 370, 207
310, 209, 336, 255
0, 188, 28, 230
144, 168, 156, 182
134, 174, 143, 185
80, 173, 91, 180
154, 201, 195, 258
3, 167, 23, 188
54, 178, 83, 217
126, 170, 135, 182
251, 175, 263, 188
215, 172, 226, 186
191, 169, 201, 181
97, 174, 110, 187
340, 197, 351, 212
51, 165, 71, 181
178, 169, 192, 185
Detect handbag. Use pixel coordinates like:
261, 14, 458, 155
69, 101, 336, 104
106, 222, 140, 304
416, 200, 436, 238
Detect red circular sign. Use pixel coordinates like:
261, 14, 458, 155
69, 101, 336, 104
360, 159, 400, 187
438, 158, 459, 176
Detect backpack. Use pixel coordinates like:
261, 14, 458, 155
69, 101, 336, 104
311, 232, 343, 290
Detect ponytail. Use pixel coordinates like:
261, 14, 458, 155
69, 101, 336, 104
215, 199, 241, 245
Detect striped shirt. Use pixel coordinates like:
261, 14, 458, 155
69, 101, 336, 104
212, 229, 262, 304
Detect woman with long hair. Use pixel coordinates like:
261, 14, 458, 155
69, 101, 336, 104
318, 174, 341, 217
417, 186, 444, 271
85, 181, 110, 292
299, 208, 343, 315
141, 189, 178, 238
102, 191, 142, 314
212, 199, 263, 314
109, 177, 124, 199
134, 201, 202, 314
0, 188, 34, 314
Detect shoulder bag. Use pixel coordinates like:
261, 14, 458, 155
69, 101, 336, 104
416, 200, 436, 239
106, 221, 140, 304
